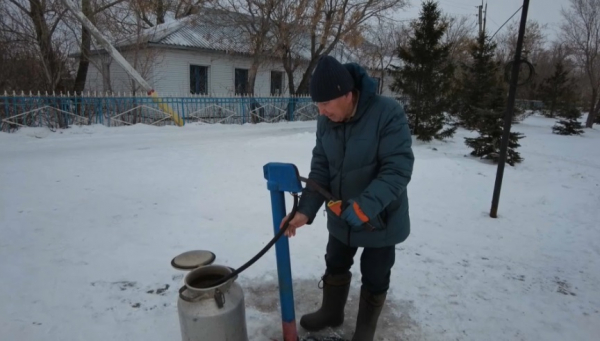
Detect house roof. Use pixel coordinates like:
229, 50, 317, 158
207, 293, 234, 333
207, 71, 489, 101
113, 13, 251, 55
101, 8, 400, 70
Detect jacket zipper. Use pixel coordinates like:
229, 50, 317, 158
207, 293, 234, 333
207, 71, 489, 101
340, 124, 350, 245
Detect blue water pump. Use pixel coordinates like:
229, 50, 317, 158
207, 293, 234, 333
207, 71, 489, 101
263, 162, 304, 341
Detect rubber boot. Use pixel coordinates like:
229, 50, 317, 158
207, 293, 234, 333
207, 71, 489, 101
351, 288, 387, 341
300, 271, 352, 331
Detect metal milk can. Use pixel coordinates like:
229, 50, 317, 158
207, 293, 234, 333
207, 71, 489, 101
172, 251, 249, 341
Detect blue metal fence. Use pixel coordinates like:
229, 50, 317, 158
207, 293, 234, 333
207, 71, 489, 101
0, 94, 319, 132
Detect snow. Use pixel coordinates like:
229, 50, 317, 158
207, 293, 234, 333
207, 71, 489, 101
1, 115, 599, 341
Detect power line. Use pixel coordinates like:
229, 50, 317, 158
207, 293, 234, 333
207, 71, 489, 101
489, 17, 501, 29
490, 5, 523, 40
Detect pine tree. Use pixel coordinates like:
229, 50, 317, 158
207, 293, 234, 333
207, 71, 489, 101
464, 109, 525, 166
452, 32, 506, 130
460, 33, 525, 166
390, 0, 456, 142
539, 59, 574, 118
552, 106, 585, 135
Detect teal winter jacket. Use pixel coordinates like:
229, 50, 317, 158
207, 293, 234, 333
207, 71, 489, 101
297, 63, 415, 248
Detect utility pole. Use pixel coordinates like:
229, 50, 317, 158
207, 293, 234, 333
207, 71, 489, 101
483, 2, 488, 34
477, 1, 483, 35
490, 0, 530, 218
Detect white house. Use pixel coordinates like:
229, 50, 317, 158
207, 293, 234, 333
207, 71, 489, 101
82, 10, 398, 98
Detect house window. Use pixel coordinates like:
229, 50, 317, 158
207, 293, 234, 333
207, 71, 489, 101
190, 65, 208, 94
271, 71, 283, 95
372, 77, 381, 94
235, 68, 249, 95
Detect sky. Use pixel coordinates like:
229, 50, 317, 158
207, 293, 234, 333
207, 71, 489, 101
395, 0, 570, 44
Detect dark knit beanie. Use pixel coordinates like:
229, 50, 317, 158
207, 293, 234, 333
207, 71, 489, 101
310, 55, 355, 102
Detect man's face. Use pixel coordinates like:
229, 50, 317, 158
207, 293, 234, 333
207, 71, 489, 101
316, 92, 353, 122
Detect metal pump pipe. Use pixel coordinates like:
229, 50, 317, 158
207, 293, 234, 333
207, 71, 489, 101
263, 162, 304, 341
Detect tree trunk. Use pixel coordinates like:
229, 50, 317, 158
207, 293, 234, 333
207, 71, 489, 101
286, 71, 296, 95
380, 67, 386, 94
29, 0, 67, 128
585, 89, 598, 128
73, 0, 93, 94
414, 75, 423, 135
156, 0, 166, 25
296, 57, 322, 95
248, 58, 260, 123
30, 0, 62, 91
282, 51, 297, 95
247, 48, 262, 96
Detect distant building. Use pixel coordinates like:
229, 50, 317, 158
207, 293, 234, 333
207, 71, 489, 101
81, 9, 398, 97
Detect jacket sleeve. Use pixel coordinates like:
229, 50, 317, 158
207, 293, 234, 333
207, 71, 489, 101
297, 118, 330, 224
353, 104, 414, 220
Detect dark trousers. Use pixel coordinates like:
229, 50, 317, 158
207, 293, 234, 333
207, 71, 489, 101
325, 234, 396, 295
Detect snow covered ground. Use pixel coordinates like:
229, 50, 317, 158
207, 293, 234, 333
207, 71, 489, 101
1, 114, 599, 341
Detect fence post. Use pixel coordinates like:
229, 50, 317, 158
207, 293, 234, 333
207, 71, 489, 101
180, 97, 186, 125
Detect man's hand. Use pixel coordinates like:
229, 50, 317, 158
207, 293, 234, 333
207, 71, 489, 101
341, 200, 369, 227
279, 212, 309, 237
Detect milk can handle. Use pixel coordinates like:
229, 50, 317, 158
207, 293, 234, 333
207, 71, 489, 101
178, 285, 200, 303
178, 286, 226, 308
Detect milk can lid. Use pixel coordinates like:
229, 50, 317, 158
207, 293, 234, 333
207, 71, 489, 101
171, 250, 216, 270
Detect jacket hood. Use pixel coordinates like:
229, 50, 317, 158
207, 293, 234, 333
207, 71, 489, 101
338, 63, 378, 124
344, 62, 378, 98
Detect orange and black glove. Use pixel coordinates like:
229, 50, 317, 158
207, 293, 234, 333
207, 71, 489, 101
340, 199, 369, 227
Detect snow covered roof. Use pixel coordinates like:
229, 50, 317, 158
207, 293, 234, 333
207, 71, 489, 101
111, 13, 251, 55
103, 8, 398, 70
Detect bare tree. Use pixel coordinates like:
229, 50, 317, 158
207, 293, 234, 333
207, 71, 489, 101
496, 20, 547, 65
67, 0, 127, 94
129, 0, 205, 28
440, 14, 475, 105
560, 0, 600, 127
272, 0, 408, 95
2, 0, 73, 91
346, 19, 408, 94
71, 0, 171, 94
495, 19, 548, 101
442, 14, 474, 65
207, 0, 280, 96
0, 2, 47, 91
128, 25, 165, 94
270, 0, 310, 95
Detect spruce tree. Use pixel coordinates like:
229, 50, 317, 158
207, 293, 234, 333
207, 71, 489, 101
453, 32, 506, 130
552, 106, 585, 135
390, 0, 456, 142
539, 59, 574, 118
464, 109, 526, 166
461, 33, 525, 166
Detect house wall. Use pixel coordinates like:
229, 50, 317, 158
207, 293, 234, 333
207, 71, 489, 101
84, 47, 397, 98
85, 48, 290, 96
85, 49, 159, 94
373, 71, 397, 98
153, 49, 289, 96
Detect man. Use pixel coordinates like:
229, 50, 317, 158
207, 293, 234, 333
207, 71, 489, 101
280, 55, 414, 341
